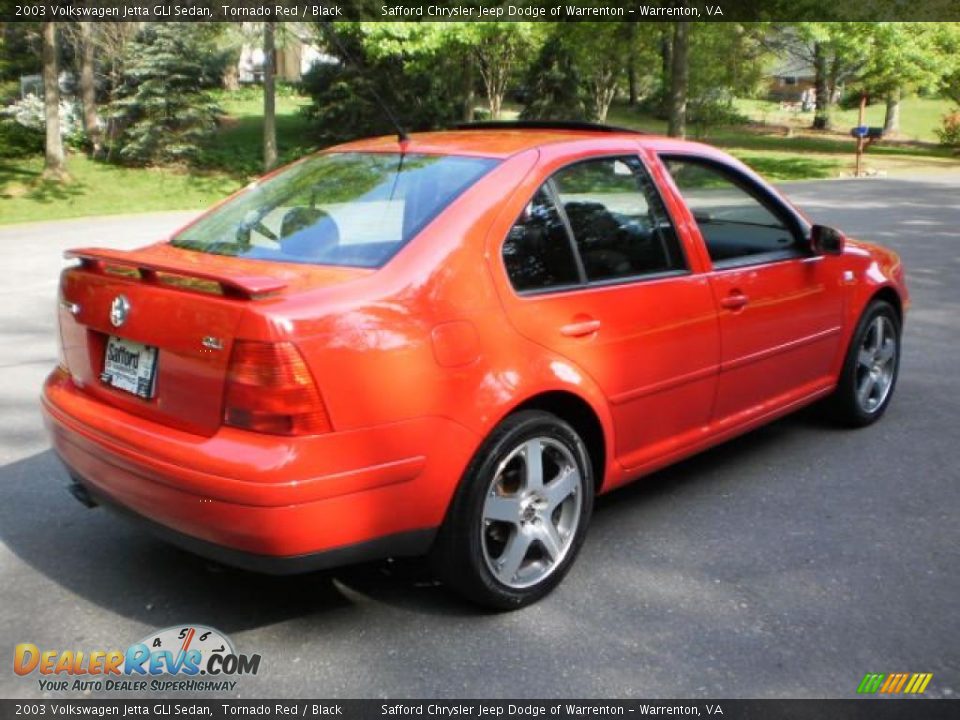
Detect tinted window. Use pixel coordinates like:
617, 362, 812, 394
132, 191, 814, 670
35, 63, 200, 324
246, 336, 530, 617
662, 157, 800, 265
173, 152, 497, 268
552, 157, 685, 282
503, 188, 581, 292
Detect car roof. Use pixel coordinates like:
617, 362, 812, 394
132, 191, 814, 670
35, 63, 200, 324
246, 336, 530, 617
329, 125, 719, 160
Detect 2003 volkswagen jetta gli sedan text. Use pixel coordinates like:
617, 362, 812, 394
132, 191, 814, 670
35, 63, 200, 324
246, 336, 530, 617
42, 122, 908, 609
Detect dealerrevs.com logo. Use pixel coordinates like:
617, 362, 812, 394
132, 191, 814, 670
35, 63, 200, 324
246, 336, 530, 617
14, 625, 261, 693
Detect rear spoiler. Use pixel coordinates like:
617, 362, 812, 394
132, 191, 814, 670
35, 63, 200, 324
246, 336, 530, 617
64, 248, 287, 299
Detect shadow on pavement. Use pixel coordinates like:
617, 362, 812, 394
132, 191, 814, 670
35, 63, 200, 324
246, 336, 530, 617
0, 407, 827, 631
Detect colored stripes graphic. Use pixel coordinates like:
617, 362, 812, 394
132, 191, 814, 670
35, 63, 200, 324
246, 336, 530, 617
857, 673, 933, 694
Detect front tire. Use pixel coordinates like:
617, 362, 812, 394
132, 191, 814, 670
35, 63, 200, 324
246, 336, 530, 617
432, 410, 594, 610
828, 299, 901, 427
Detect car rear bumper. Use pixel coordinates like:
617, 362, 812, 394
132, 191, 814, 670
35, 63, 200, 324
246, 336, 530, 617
42, 369, 477, 567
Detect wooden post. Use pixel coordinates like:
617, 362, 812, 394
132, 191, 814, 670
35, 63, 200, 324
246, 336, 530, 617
855, 93, 866, 178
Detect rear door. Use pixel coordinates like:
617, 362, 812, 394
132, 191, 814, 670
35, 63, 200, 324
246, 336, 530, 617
494, 154, 720, 473
657, 154, 844, 424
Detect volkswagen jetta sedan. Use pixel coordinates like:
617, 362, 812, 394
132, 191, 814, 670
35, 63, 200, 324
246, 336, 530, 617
43, 123, 907, 609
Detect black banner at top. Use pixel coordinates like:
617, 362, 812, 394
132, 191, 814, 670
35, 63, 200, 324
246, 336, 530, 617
1, 0, 959, 22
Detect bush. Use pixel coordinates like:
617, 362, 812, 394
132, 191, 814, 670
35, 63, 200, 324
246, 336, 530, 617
1, 94, 88, 154
688, 99, 750, 139
936, 110, 960, 147
0, 118, 43, 157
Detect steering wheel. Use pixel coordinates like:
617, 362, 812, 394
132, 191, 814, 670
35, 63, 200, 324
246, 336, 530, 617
237, 210, 279, 244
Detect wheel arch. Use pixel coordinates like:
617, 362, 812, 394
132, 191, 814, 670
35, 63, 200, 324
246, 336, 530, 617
509, 390, 608, 493
869, 285, 903, 325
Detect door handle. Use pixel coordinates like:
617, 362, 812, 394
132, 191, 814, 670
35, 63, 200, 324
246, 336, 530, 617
720, 292, 749, 310
560, 319, 602, 337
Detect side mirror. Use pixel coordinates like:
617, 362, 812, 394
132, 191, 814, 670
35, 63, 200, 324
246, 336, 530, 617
810, 224, 845, 255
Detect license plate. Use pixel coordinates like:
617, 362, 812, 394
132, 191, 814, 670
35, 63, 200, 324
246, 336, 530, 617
102, 336, 158, 399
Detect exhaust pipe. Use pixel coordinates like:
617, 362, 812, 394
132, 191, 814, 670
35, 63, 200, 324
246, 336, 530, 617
67, 478, 98, 508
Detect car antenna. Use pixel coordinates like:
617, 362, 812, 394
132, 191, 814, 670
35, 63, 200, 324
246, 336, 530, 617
319, 22, 410, 144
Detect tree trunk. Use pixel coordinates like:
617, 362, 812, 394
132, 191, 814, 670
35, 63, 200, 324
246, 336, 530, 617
78, 22, 101, 156
627, 22, 638, 106
883, 88, 901, 136
667, 22, 688, 139
263, 21, 277, 173
223, 64, 240, 91
812, 42, 832, 130
462, 54, 475, 122
660, 26, 673, 116
42, 22, 66, 180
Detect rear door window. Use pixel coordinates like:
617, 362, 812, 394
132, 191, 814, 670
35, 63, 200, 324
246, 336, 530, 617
502, 188, 582, 292
551, 157, 685, 282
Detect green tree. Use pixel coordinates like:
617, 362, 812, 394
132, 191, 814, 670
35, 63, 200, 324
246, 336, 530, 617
107, 24, 223, 165
304, 23, 464, 144
519, 30, 587, 121
455, 23, 536, 120
850, 24, 951, 135
564, 22, 654, 123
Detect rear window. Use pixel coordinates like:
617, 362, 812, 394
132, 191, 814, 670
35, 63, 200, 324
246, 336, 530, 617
172, 152, 498, 268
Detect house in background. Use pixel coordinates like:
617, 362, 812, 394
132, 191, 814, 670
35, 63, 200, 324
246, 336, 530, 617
237, 24, 332, 84
767, 56, 817, 104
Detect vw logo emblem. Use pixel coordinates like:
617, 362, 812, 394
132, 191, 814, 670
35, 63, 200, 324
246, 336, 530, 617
109, 295, 130, 327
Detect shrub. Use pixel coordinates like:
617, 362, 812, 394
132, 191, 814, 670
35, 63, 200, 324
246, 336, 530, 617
936, 110, 960, 147
1, 94, 84, 153
0, 117, 43, 157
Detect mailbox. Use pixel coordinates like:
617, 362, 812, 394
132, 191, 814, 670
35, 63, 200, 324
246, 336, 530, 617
851, 126, 884, 139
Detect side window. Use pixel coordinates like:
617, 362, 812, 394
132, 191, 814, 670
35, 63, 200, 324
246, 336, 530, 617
551, 157, 685, 282
502, 188, 581, 292
661, 156, 802, 265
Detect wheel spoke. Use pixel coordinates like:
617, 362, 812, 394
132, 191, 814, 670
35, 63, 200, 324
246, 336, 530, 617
544, 466, 579, 511
857, 373, 875, 407
535, 521, 563, 562
876, 338, 896, 365
495, 530, 532, 582
858, 347, 874, 368
523, 439, 544, 491
870, 317, 885, 352
484, 494, 521, 525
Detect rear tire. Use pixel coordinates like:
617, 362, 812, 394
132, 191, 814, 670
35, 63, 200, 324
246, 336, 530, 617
432, 410, 594, 610
827, 299, 901, 427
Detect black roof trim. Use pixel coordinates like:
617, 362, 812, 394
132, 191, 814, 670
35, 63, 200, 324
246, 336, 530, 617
453, 121, 648, 135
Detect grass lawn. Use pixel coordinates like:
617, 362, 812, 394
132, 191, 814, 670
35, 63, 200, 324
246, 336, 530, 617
735, 96, 954, 143
0, 86, 316, 226
0, 155, 240, 225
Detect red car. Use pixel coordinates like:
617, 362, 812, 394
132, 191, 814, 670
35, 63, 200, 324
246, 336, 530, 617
43, 123, 907, 609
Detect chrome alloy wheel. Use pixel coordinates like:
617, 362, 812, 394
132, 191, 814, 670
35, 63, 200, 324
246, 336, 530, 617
480, 437, 583, 589
855, 315, 898, 414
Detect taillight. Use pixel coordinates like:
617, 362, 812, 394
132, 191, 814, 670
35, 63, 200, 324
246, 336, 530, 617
223, 341, 332, 436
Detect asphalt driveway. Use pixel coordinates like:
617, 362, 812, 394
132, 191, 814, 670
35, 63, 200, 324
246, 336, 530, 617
0, 176, 957, 699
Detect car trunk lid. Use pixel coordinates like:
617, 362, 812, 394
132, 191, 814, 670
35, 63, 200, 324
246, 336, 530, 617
58, 244, 369, 436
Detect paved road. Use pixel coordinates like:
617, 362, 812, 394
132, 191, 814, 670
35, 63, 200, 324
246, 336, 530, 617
0, 178, 957, 700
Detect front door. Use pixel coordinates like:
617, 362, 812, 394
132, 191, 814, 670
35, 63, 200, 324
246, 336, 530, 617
659, 155, 844, 425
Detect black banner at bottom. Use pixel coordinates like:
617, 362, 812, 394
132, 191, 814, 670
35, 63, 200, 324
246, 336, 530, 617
1, 700, 959, 720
